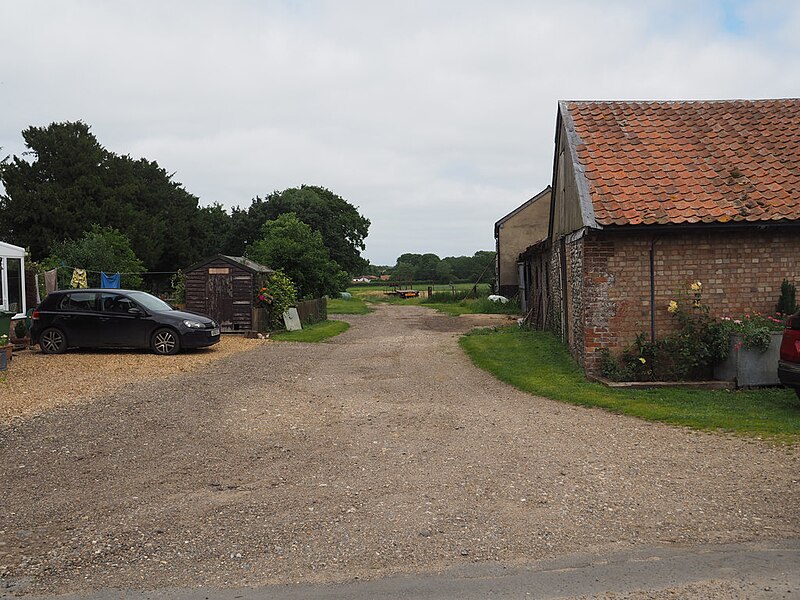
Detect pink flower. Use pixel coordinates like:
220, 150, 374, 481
734, 342, 743, 351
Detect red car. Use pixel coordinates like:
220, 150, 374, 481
778, 311, 800, 398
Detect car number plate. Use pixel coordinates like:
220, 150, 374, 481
210, 328, 220, 336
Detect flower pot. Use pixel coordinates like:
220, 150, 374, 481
713, 332, 782, 387
0, 344, 10, 371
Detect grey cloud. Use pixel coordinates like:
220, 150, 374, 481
1, 0, 798, 264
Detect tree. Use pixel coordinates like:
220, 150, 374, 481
396, 253, 423, 268
0, 121, 223, 271
42, 225, 146, 289
0, 121, 110, 260
392, 261, 416, 281
190, 203, 232, 261
415, 253, 441, 281
435, 260, 453, 282
226, 185, 370, 274
247, 213, 348, 298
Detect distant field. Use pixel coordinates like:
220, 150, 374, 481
347, 283, 492, 299
344, 283, 518, 315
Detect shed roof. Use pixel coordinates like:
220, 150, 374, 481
560, 98, 800, 227
185, 254, 273, 274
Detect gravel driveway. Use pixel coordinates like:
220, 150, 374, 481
1, 304, 798, 597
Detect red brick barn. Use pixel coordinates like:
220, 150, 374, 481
528, 99, 800, 374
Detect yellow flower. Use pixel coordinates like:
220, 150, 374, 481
690, 281, 702, 292
639, 357, 646, 364
667, 300, 678, 313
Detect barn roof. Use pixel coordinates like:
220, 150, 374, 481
560, 98, 800, 228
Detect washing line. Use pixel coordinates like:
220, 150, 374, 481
53, 265, 178, 276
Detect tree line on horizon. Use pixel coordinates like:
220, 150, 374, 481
364, 250, 496, 284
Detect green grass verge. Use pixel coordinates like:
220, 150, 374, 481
328, 297, 371, 314
459, 327, 800, 442
271, 320, 350, 343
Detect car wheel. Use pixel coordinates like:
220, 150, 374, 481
39, 327, 67, 354
151, 328, 180, 355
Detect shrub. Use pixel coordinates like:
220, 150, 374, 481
14, 320, 27, 339
603, 281, 727, 382
256, 270, 298, 330
170, 269, 186, 304
41, 225, 145, 289
776, 279, 798, 316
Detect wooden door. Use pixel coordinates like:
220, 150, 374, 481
205, 268, 234, 329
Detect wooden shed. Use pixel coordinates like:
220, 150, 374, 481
184, 255, 273, 333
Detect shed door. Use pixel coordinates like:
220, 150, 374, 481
206, 268, 234, 329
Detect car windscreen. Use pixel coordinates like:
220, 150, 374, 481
126, 291, 174, 312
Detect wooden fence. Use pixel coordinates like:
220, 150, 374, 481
295, 297, 327, 326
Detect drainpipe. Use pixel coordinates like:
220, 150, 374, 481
649, 237, 659, 343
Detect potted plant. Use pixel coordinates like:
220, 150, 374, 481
713, 312, 786, 386
12, 319, 29, 346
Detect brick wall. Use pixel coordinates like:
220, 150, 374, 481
577, 227, 800, 373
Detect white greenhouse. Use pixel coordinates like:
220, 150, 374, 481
0, 241, 27, 319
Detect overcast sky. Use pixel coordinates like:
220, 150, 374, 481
2, 1, 798, 265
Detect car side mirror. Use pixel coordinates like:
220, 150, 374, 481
128, 307, 143, 316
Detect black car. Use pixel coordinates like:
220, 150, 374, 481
778, 311, 800, 398
31, 289, 220, 355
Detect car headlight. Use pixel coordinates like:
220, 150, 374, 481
183, 320, 203, 328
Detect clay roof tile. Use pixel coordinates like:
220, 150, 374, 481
564, 99, 800, 226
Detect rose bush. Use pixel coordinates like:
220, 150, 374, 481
601, 281, 787, 382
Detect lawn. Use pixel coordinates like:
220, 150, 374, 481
460, 326, 800, 442
271, 320, 350, 343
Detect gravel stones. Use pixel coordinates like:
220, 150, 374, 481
0, 305, 798, 596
